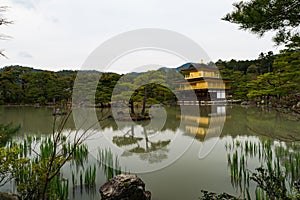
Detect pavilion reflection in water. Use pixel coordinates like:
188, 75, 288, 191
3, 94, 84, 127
94, 105, 229, 164
178, 105, 230, 141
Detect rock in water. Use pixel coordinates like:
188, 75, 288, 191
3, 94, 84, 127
99, 174, 151, 200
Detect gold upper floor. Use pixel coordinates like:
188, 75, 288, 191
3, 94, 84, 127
178, 80, 230, 90
185, 71, 220, 79
178, 64, 232, 90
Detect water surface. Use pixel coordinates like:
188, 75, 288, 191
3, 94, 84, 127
0, 105, 299, 199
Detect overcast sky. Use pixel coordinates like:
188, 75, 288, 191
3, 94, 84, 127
0, 0, 283, 72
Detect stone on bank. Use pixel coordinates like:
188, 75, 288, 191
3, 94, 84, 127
99, 174, 151, 200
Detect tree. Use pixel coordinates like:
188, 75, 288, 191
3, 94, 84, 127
112, 81, 137, 114
223, 0, 300, 45
0, 66, 30, 104
96, 72, 122, 106
0, 6, 13, 57
112, 69, 177, 117
257, 51, 274, 74
133, 70, 167, 115
247, 48, 300, 104
247, 64, 259, 75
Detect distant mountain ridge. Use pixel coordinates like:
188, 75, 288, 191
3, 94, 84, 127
0, 62, 215, 75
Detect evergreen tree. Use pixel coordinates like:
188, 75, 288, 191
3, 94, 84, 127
223, 0, 300, 45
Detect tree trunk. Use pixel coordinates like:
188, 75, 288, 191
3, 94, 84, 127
141, 87, 147, 115
143, 127, 149, 151
130, 124, 135, 138
129, 100, 135, 114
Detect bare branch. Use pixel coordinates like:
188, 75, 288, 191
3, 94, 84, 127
0, 50, 8, 58
0, 18, 13, 26
0, 6, 12, 58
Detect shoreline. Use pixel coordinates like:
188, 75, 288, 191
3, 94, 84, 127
1, 102, 300, 117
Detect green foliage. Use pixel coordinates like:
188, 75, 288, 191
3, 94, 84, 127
96, 72, 122, 104
216, 52, 276, 101
217, 46, 300, 105
112, 70, 177, 115
13, 137, 65, 199
0, 143, 29, 187
0, 112, 97, 199
0, 123, 26, 186
0, 112, 122, 199
251, 167, 289, 199
222, 139, 300, 200
10, 133, 93, 199
0, 123, 20, 146
97, 148, 122, 180
247, 48, 300, 104
223, 0, 300, 45
0, 66, 73, 104
222, 0, 300, 103
0, 66, 122, 106
1, 52, 298, 108
203, 138, 300, 199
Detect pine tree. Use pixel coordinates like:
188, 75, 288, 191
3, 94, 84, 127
223, 0, 300, 45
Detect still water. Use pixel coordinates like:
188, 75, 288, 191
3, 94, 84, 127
0, 105, 300, 199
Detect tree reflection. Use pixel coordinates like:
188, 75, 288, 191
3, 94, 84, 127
112, 125, 143, 146
112, 125, 171, 163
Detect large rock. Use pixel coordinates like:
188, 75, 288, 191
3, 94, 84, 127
0, 192, 20, 200
99, 174, 151, 200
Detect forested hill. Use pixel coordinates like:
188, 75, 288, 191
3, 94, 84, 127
0, 65, 121, 105
217, 48, 300, 109
0, 47, 299, 108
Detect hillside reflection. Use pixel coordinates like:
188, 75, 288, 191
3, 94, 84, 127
1, 105, 299, 149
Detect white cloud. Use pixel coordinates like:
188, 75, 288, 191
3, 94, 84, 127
18, 51, 32, 58
0, 0, 283, 72
9, 0, 38, 9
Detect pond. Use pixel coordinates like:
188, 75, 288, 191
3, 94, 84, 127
0, 105, 300, 199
